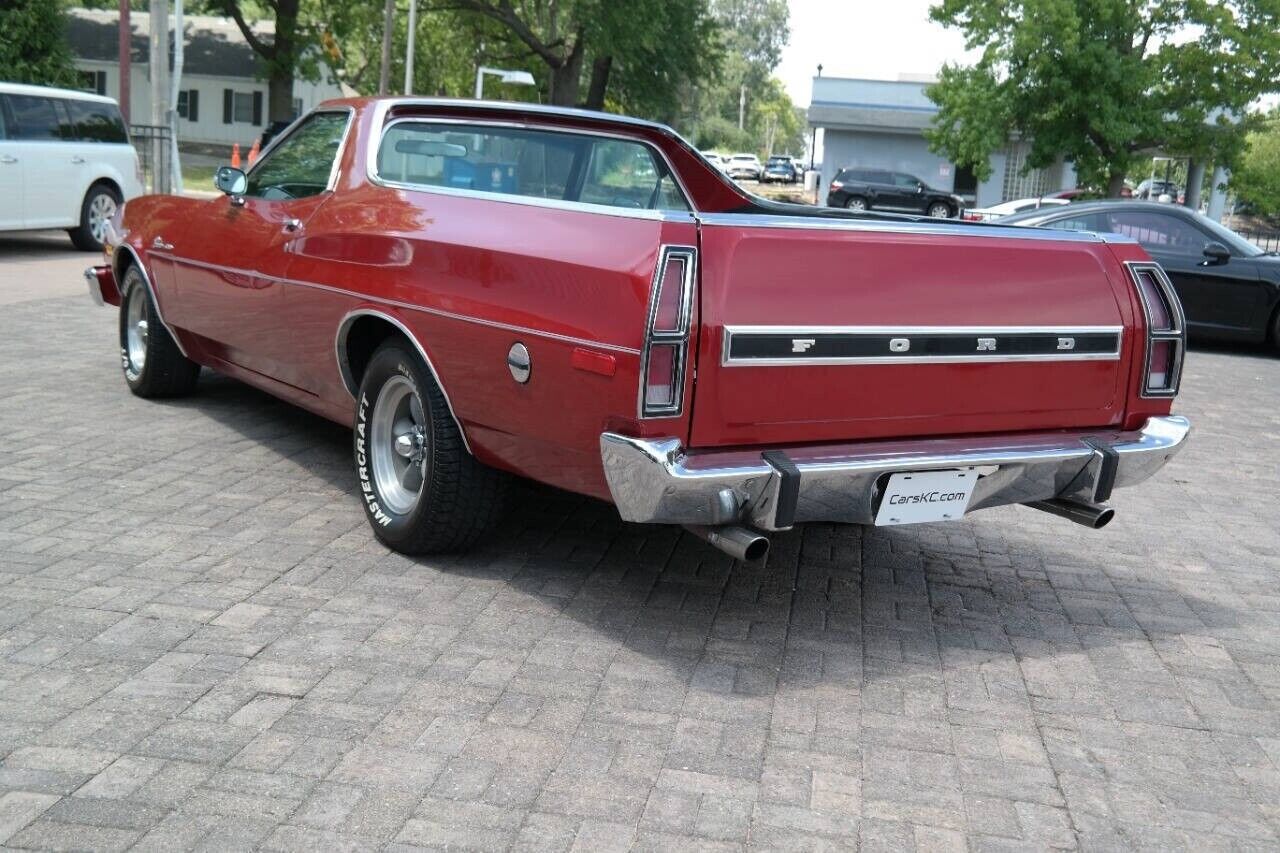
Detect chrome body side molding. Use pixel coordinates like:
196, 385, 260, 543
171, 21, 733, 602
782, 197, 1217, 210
600, 416, 1190, 531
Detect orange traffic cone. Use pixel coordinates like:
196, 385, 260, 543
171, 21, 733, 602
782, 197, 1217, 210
231, 143, 241, 169
248, 139, 260, 165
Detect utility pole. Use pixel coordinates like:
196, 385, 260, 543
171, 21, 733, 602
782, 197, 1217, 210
117, 0, 130, 123
404, 0, 417, 95
169, 0, 184, 194
738, 84, 745, 130
149, 0, 169, 192
378, 0, 394, 94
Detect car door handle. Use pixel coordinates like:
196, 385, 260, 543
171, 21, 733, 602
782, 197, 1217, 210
0, 155, 16, 164
71, 156, 86, 164
282, 218, 303, 233
151, 237, 174, 251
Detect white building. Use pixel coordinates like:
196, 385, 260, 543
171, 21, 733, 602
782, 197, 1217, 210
66, 8, 348, 147
809, 75, 1077, 208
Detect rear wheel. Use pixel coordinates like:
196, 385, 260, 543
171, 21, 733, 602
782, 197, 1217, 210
354, 340, 508, 554
845, 196, 868, 212
69, 183, 120, 251
927, 201, 953, 218
1270, 305, 1280, 353
118, 267, 200, 397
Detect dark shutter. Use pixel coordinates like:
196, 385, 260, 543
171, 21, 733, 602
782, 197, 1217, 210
223, 89, 232, 124
188, 90, 199, 123
252, 91, 262, 126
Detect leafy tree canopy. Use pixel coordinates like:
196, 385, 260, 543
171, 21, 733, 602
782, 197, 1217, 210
925, 0, 1280, 196
1231, 111, 1280, 216
2, 0, 82, 88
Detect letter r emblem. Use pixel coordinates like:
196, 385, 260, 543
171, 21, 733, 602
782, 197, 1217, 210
976, 337, 997, 351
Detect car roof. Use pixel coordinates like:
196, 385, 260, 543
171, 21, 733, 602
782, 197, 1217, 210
0, 81, 119, 105
997, 199, 1199, 225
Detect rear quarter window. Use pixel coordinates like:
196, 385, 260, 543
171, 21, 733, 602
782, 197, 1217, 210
2, 94, 61, 140
65, 99, 128, 143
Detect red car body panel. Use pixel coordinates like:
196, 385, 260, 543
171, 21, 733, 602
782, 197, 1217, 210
106, 97, 1175, 507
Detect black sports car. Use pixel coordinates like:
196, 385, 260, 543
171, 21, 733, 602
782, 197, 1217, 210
999, 201, 1280, 349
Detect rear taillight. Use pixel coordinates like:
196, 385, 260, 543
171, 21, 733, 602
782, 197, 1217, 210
1127, 262, 1184, 397
830, 180, 843, 190
639, 245, 696, 418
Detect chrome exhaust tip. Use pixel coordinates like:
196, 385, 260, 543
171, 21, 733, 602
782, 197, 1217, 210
684, 525, 771, 563
1025, 498, 1115, 529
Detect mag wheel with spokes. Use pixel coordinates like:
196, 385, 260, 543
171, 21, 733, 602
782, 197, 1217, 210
354, 339, 508, 553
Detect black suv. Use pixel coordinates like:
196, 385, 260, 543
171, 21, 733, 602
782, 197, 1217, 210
827, 168, 964, 218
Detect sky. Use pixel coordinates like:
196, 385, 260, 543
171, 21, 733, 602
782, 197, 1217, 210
777, 0, 979, 106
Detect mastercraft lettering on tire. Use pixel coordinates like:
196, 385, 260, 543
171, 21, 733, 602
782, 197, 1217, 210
88, 95, 1189, 560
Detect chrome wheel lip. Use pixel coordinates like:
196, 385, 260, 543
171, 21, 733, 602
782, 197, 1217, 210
370, 375, 427, 516
89, 193, 117, 245
125, 286, 148, 375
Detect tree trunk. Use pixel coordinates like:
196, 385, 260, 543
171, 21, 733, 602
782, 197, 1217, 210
583, 56, 612, 110
268, 0, 299, 122
548, 31, 584, 106
268, 72, 294, 122
1106, 170, 1127, 198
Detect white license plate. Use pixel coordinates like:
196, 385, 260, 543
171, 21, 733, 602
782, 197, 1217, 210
874, 469, 977, 526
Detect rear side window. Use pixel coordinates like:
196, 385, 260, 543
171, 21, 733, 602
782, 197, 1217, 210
1100, 211, 1209, 253
376, 121, 689, 212
65, 99, 128, 142
2, 94, 61, 140
1044, 212, 1104, 232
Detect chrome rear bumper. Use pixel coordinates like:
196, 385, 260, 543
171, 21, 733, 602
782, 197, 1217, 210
600, 416, 1190, 531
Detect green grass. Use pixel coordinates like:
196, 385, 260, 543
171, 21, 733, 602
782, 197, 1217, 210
182, 164, 218, 194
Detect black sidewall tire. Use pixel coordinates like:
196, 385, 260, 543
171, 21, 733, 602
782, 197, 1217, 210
118, 268, 200, 397
71, 184, 120, 251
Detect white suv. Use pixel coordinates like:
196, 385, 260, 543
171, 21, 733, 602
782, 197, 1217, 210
726, 153, 763, 181
0, 82, 144, 250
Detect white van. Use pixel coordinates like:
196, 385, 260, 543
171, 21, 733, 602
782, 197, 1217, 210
0, 82, 144, 250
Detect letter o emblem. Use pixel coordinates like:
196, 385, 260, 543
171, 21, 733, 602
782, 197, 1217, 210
889, 338, 911, 353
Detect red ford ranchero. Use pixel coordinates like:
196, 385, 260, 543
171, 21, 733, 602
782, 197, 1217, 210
85, 97, 1190, 562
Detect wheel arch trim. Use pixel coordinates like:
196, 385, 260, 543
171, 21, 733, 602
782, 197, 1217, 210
111, 243, 191, 359
335, 308, 473, 454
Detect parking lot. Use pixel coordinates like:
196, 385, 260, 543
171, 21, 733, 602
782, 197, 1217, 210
2, 233, 1280, 850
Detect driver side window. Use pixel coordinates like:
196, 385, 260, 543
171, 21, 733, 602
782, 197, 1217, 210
244, 111, 349, 200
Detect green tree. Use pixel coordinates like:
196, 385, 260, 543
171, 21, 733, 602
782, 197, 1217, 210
1, 0, 81, 88
925, 0, 1280, 196
430, 0, 721, 112
202, 0, 344, 122
1232, 112, 1280, 216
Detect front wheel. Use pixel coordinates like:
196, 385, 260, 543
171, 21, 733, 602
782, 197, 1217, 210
119, 267, 200, 397
845, 196, 868, 211
354, 340, 508, 554
70, 183, 121, 251
927, 201, 953, 218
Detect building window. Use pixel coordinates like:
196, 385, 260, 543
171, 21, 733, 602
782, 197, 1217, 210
177, 89, 199, 122
233, 92, 254, 123
1001, 142, 1053, 201
222, 89, 263, 125
80, 70, 106, 96
292, 98, 303, 118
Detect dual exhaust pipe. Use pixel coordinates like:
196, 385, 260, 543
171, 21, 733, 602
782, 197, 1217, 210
686, 497, 1114, 563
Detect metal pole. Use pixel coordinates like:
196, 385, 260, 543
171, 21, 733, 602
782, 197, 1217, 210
404, 0, 417, 95
738, 84, 745, 130
475, 67, 486, 99
169, 0, 184, 194
378, 0, 394, 95
149, 0, 168, 192
118, 0, 131, 123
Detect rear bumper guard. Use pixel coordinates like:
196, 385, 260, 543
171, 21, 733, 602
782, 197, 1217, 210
600, 416, 1190, 531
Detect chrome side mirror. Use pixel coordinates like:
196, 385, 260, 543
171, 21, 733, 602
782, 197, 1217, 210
215, 166, 248, 202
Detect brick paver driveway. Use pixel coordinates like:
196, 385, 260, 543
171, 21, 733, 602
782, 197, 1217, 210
2, 234, 1280, 851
